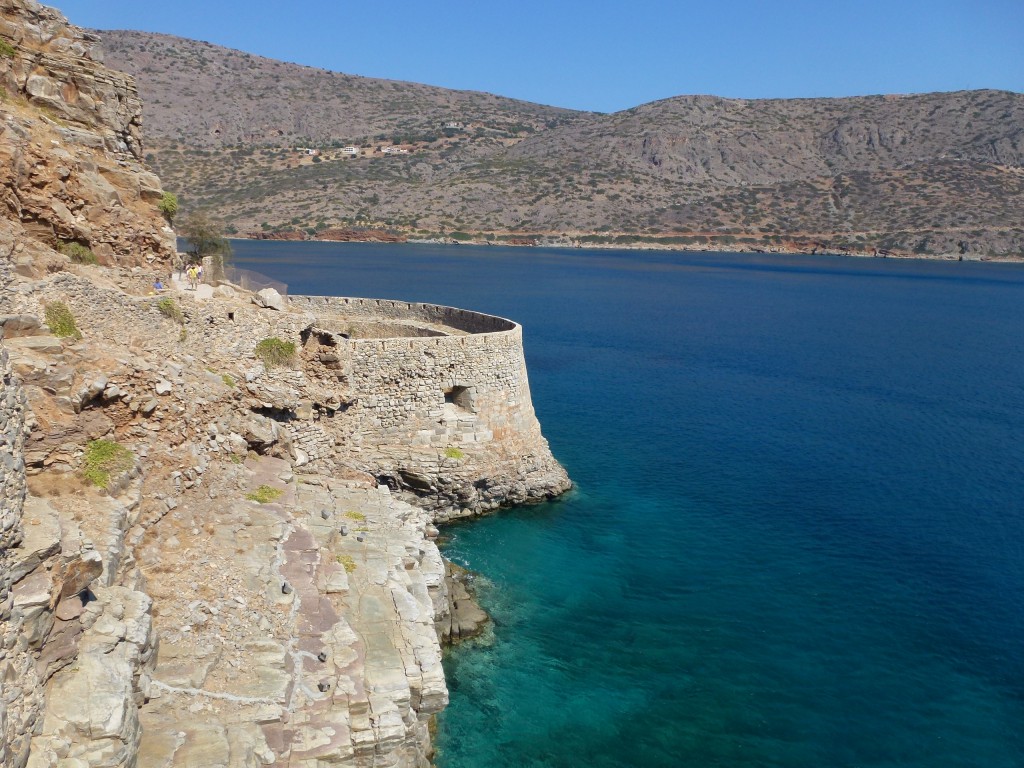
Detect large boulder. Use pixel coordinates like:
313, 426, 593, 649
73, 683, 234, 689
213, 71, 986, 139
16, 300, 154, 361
252, 288, 286, 312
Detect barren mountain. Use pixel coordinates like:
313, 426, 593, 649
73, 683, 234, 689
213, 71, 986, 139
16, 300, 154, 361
98, 30, 588, 149
98, 30, 1024, 258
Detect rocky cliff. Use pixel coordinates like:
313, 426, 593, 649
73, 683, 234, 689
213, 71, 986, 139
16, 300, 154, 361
0, 0, 175, 271
0, 262, 566, 768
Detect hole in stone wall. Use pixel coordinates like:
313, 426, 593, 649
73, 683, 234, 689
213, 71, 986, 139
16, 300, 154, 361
444, 385, 475, 413
227, 311, 235, 321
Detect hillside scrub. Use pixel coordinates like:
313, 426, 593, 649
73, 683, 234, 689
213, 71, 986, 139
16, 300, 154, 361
82, 439, 134, 488
59, 241, 98, 264
246, 485, 284, 504
44, 301, 81, 339
255, 337, 296, 368
158, 191, 179, 224
157, 297, 184, 324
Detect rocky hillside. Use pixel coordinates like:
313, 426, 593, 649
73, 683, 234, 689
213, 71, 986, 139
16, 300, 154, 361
0, 3, 175, 270
98, 30, 587, 149
95, 29, 1024, 258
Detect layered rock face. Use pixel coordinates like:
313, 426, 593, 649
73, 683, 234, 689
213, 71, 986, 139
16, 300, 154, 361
0, 327, 32, 767
0, 0, 175, 270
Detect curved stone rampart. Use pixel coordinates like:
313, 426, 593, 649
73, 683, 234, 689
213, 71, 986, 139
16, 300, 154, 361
289, 296, 570, 518
289, 295, 516, 334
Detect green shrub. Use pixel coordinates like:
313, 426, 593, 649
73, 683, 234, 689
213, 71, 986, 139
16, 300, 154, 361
44, 301, 81, 339
157, 297, 184, 324
444, 446, 465, 459
254, 337, 296, 368
157, 191, 178, 224
59, 241, 97, 265
82, 439, 134, 488
246, 485, 284, 504
0, 39, 15, 59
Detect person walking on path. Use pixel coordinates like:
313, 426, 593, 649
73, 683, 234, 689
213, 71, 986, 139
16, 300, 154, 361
186, 265, 198, 290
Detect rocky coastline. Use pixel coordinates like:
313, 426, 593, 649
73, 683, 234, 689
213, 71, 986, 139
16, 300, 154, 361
0, 264, 567, 767
0, 2, 569, 764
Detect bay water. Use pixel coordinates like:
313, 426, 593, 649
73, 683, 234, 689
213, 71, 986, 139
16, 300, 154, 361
232, 241, 1024, 767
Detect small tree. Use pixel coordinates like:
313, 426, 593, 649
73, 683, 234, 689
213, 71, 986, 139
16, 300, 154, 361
179, 210, 232, 280
158, 192, 179, 225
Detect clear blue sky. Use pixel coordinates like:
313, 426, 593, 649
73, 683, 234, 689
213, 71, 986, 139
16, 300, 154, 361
52, 0, 1023, 113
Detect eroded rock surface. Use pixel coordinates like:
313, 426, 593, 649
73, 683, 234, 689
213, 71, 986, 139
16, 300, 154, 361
0, 0, 175, 271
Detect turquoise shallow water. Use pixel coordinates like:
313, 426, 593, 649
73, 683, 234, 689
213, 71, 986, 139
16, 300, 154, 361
232, 242, 1024, 767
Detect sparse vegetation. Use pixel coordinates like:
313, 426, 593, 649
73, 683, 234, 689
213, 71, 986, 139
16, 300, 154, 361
246, 485, 284, 504
44, 301, 81, 339
337, 554, 357, 573
59, 241, 98, 264
157, 297, 184, 324
98, 31, 1024, 258
158, 191, 179, 224
82, 439, 134, 488
343, 510, 366, 521
0, 39, 15, 58
254, 337, 296, 368
444, 447, 465, 459
221, 373, 235, 388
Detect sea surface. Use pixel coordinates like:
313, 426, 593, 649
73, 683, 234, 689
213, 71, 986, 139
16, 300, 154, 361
232, 241, 1024, 768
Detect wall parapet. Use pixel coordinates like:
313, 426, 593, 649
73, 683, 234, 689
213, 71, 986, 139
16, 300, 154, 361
288, 295, 517, 336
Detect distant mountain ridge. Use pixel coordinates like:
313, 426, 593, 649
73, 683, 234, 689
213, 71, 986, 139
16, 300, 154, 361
97, 30, 588, 148
97, 30, 1024, 258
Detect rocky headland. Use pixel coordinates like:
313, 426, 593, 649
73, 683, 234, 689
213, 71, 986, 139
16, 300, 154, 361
0, 2, 569, 766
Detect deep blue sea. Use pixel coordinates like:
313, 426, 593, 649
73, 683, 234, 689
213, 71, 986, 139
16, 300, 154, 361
232, 241, 1024, 768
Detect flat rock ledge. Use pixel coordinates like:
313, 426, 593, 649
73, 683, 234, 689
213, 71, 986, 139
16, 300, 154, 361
135, 457, 449, 767
438, 560, 489, 645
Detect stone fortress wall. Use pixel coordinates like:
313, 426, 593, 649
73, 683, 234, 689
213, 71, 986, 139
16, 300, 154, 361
290, 296, 539, 454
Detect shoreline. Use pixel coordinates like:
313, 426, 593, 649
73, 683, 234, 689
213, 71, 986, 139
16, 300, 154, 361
234, 234, 1024, 264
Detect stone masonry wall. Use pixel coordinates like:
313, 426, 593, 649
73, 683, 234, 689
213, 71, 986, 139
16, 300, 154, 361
289, 296, 570, 517
291, 296, 542, 452
290, 296, 516, 335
